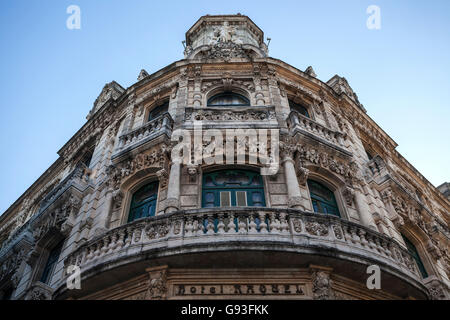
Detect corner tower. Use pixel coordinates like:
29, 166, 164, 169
184, 14, 268, 60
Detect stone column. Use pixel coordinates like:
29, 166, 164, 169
93, 187, 113, 236
282, 156, 303, 209
165, 159, 181, 213
354, 184, 377, 230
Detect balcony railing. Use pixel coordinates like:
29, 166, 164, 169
64, 208, 422, 283
287, 111, 347, 151
114, 113, 173, 155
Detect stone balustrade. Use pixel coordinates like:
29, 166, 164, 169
115, 113, 173, 153
287, 111, 346, 149
64, 208, 422, 284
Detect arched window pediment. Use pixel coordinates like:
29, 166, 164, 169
207, 92, 250, 107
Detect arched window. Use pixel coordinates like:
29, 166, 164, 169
40, 239, 65, 285
289, 100, 310, 118
202, 169, 265, 208
207, 92, 250, 107
148, 101, 169, 122
307, 180, 340, 217
401, 234, 428, 279
128, 181, 159, 222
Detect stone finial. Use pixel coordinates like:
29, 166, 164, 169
137, 69, 149, 81
305, 66, 317, 78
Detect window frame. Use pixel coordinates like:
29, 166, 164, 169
201, 169, 266, 208
147, 100, 169, 122
207, 92, 251, 107
128, 181, 160, 223
288, 99, 311, 119
401, 234, 429, 279
307, 179, 341, 217
39, 239, 65, 286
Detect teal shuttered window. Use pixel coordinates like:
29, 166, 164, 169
128, 181, 159, 222
307, 180, 341, 217
402, 234, 428, 279
202, 170, 266, 208
40, 240, 64, 285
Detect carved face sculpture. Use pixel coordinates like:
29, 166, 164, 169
187, 167, 197, 176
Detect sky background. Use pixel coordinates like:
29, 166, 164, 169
0, 0, 449, 214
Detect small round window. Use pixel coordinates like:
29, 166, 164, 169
207, 92, 250, 107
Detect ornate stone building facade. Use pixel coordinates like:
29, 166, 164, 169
0, 15, 448, 300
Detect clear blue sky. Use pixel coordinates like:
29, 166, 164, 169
0, 0, 449, 214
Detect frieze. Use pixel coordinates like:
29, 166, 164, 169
201, 78, 255, 93
185, 107, 276, 122
194, 42, 254, 62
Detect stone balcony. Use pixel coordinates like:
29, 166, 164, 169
59, 208, 428, 299
183, 106, 279, 129
287, 110, 348, 154
113, 113, 173, 159
0, 163, 90, 258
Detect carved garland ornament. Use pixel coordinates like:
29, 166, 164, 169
311, 270, 335, 300
146, 269, 168, 300
185, 109, 276, 122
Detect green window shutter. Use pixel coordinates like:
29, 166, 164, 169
202, 170, 266, 208
307, 180, 341, 217
128, 181, 159, 222
40, 240, 65, 284
402, 234, 428, 279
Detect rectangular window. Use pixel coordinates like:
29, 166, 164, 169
220, 191, 231, 207
40, 240, 64, 285
236, 191, 247, 207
